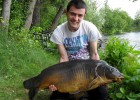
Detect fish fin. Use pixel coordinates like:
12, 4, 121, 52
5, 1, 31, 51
23, 76, 40, 89
28, 88, 38, 100
88, 76, 101, 90
73, 91, 86, 100
69, 90, 81, 94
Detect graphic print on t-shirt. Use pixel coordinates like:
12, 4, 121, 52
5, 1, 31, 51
63, 34, 90, 60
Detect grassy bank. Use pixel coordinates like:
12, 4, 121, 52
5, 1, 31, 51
0, 30, 59, 100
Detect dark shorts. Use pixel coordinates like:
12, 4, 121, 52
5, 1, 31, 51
50, 86, 108, 100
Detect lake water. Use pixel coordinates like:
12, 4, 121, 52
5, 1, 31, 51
102, 32, 140, 50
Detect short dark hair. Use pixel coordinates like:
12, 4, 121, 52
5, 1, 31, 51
67, 0, 87, 13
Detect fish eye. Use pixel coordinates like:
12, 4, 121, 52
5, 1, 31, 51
110, 68, 114, 71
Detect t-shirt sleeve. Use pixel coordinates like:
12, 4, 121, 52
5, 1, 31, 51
88, 23, 102, 42
50, 28, 63, 44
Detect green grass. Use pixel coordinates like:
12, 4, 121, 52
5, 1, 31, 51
0, 30, 59, 100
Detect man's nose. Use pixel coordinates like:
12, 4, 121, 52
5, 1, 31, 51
74, 15, 79, 21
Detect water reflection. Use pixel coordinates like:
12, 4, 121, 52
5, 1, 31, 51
102, 32, 140, 50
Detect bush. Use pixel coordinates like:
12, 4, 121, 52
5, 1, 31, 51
100, 37, 133, 71
99, 37, 140, 100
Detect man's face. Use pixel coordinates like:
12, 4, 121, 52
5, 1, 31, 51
66, 5, 86, 32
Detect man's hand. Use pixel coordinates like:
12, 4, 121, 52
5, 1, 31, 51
49, 85, 57, 91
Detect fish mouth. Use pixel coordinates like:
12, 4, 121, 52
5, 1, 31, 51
113, 76, 124, 82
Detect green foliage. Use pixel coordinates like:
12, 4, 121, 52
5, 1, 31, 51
122, 50, 140, 92
0, 0, 2, 15
50, 0, 66, 7
133, 18, 140, 31
0, 29, 58, 99
108, 50, 140, 100
101, 6, 133, 35
109, 86, 140, 100
133, 10, 140, 31
101, 37, 133, 71
85, 0, 104, 30
6, 0, 31, 44
9, 0, 28, 30
99, 37, 140, 100
40, 0, 64, 30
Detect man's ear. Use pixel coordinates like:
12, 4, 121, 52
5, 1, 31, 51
84, 13, 86, 16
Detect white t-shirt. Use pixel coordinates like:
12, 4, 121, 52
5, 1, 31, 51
50, 20, 101, 60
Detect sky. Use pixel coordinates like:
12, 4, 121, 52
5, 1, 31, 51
95, 0, 140, 19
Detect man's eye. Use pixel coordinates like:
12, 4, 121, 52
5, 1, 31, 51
70, 12, 76, 16
78, 14, 83, 17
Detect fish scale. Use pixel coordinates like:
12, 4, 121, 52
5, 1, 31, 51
23, 59, 124, 100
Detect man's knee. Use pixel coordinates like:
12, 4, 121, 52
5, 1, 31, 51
50, 91, 72, 100
87, 86, 108, 100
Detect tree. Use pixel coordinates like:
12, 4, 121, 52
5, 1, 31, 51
135, 9, 140, 19
101, 6, 133, 35
50, 5, 65, 31
32, 0, 40, 26
49, 0, 69, 31
24, 0, 37, 30
133, 9, 140, 31
0, 0, 12, 31
85, 0, 103, 30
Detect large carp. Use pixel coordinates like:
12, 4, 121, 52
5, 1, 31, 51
23, 59, 124, 100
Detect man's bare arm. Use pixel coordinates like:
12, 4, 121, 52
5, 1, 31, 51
57, 44, 69, 63
49, 44, 69, 91
90, 41, 100, 60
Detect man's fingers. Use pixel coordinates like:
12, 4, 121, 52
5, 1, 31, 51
49, 85, 57, 91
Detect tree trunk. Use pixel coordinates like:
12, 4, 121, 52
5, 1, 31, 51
24, 0, 37, 30
32, 0, 40, 26
0, 0, 12, 31
50, 5, 65, 31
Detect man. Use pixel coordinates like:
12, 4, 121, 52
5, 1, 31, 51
50, 0, 108, 100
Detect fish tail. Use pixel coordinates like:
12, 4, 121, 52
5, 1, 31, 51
23, 76, 38, 89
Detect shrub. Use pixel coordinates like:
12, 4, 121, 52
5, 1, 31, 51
99, 37, 140, 100
101, 37, 133, 71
